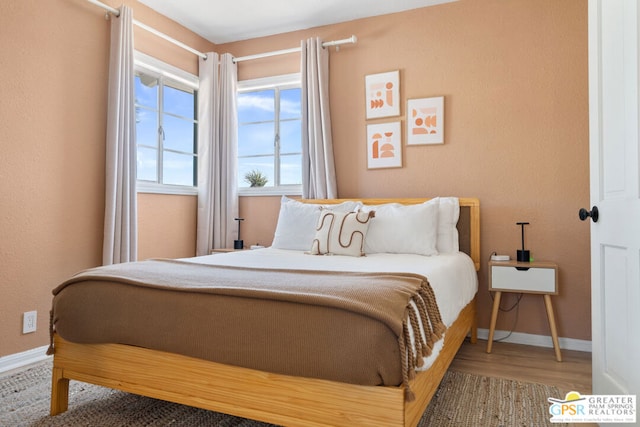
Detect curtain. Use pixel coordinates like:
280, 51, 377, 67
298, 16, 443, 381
300, 37, 337, 199
103, 5, 137, 265
196, 53, 239, 256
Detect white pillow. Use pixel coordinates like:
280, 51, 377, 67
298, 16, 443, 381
271, 197, 361, 251
361, 201, 439, 256
434, 197, 460, 254
310, 209, 375, 257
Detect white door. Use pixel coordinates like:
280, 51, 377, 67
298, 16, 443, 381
588, 0, 640, 403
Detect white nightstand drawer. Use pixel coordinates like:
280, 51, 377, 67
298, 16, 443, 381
490, 265, 556, 293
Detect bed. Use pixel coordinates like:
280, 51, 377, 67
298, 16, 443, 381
49, 197, 480, 427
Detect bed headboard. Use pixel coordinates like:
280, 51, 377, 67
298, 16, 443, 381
301, 198, 480, 271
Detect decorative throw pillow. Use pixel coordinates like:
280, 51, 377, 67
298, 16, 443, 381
361, 201, 439, 256
271, 197, 362, 251
310, 209, 375, 257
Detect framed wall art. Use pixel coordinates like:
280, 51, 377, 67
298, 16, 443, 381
365, 70, 400, 119
366, 121, 402, 169
407, 96, 444, 145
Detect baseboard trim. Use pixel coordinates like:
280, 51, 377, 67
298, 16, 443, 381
0, 345, 51, 374
476, 328, 592, 353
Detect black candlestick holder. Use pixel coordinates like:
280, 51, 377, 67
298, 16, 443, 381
234, 218, 244, 250
516, 221, 530, 262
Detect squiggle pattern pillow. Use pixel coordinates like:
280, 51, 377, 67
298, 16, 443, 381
310, 209, 375, 257
271, 196, 362, 251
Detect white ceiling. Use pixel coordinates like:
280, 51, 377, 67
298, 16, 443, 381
138, 0, 457, 44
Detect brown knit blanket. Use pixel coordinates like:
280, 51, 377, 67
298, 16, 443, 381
50, 259, 446, 400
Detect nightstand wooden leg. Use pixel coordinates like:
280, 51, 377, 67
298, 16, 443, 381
543, 294, 562, 362
486, 291, 502, 353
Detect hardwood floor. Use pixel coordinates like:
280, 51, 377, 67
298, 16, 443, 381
451, 339, 592, 395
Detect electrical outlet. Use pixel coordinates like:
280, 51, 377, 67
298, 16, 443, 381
23, 311, 37, 334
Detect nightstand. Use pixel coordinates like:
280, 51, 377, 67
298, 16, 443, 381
486, 260, 562, 361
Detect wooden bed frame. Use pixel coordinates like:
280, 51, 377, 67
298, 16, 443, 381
50, 197, 480, 427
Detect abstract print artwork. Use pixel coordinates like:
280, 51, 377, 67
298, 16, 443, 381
367, 121, 402, 169
365, 70, 400, 119
407, 96, 444, 145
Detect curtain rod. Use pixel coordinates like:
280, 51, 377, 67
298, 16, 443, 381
233, 35, 357, 63
85, 0, 208, 59
85, 1, 357, 63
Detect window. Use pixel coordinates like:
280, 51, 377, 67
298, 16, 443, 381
134, 52, 198, 194
237, 74, 302, 195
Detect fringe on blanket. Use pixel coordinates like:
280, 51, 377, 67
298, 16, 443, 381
398, 280, 446, 401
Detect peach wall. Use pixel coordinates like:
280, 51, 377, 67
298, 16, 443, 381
0, 0, 212, 357
138, 194, 197, 260
224, 0, 591, 341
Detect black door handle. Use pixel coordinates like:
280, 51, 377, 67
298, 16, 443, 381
579, 206, 599, 223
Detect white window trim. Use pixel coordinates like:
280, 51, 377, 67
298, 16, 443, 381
134, 52, 199, 195
239, 185, 302, 197
135, 52, 199, 90
237, 73, 302, 197
237, 73, 300, 92
137, 181, 198, 196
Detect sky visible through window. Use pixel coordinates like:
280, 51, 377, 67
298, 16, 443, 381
135, 73, 197, 187
237, 87, 302, 188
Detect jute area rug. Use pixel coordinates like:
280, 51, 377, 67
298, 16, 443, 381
1, 359, 565, 426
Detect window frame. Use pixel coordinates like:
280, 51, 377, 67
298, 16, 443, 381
237, 73, 302, 197
134, 52, 199, 196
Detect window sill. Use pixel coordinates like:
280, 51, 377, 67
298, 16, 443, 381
239, 185, 302, 197
137, 181, 198, 196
